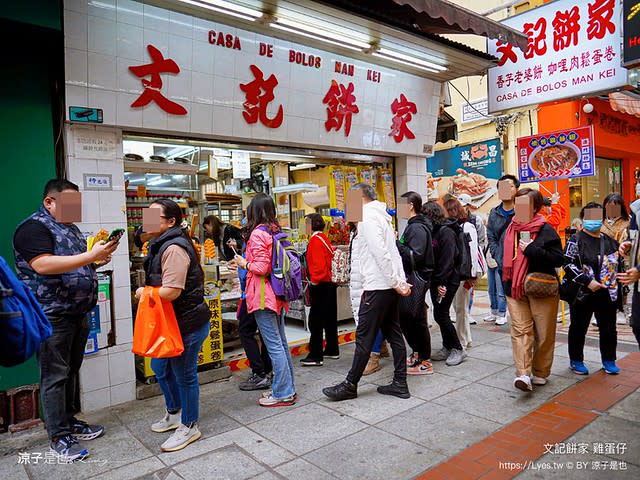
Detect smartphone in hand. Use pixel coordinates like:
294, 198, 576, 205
108, 228, 125, 243
520, 231, 531, 242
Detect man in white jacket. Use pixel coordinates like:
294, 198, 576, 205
323, 183, 412, 401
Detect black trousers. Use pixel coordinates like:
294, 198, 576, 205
399, 284, 431, 360
430, 285, 463, 351
238, 299, 272, 376
307, 282, 339, 359
347, 289, 406, 385
631, 287, 640, 349
568, 290, 617, 362
37, 313, 89, 440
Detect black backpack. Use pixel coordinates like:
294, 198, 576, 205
448, 223, 473, 281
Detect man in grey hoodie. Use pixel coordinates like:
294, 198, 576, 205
323, 183, 412, 401
616, 197, 640, 348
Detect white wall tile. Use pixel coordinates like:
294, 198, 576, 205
65, 0, 88, 14
114, 285, 133, 320
116, 22, 143, 61
167, 70, 191, 103
214, 76, 239, 108
88, 53, 117, 90
212, 106, 234, 137
80, 354, 110, 392
142, 29, 169, 56
116, 92, 143, 126
190, 103, 213, 134
115, 318, 133, 344
98, 190, 127, 223
167, 106, 190, 132
117, 0, 143, 27
110, 381, 136, 405
88, 90, 117, 124
82, 387, 111, 411
169, 35, 193, 72
89, 0, 116, 21
141, 98, 169, 130
81, 190, 101, 223
192, 41, 214, 75
108, 349, 135, 385
191, 72, 213, 105
169, 10, 193, 39
143, 3, 169, 33
65, 10, 88, 50
65, 48, 88, 87
88, 16, 117, 56
116, 58, 140, 94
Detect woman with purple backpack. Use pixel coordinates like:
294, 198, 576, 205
233, 193, 297, 407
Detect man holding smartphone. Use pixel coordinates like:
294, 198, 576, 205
13, 179, 119, 462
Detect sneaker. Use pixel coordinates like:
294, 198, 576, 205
602, 360, 620, 375
514, 375, 533, 392
445, 348, 467, 366
531, 376, 547, 386
151, 410, 181, 433
379, 340, 390, 358
300, 357, 323, 367
407, 360, 434, 375
71, 419, 104, 441
469, 317, 478, 325
323, 350, 340, 359
322, 380, 357, 401
50, 435, 89, 462
377, 379, 410, 399
406, 352, 419, 366
466, 342, 473, 349
258, 393, 297, 407
430, 347, 450, 361
495, 315, 507, 326
591, 318, 598, 326
239, 373, 271, 391
483, 314, 496, 323
160, 423, 201, 452
570, 360, 589, 375
260, 390, 298, 401
363, 354, 381, 375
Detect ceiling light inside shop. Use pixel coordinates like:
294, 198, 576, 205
289, 163, 317, 171
272, 183, 319, 194
148, 177, 172, 186
236, 150, 315, 159
273, 17, 371, 51
178, 0, 263, 21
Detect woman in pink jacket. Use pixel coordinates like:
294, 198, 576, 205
233, 194, 296, 407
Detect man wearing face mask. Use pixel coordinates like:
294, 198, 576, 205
13, 179, 118, 462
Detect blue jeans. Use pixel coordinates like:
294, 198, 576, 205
254, 309, 295, 399
371, 329, 384, 354
151, 321, 209, 425
487, 267, 507, 315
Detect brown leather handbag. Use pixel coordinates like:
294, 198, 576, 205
524, 273, 559, 298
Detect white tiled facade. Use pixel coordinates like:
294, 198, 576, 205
63, 0, 444, 410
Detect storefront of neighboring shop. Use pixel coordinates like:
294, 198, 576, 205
62, 0, 502, 410
486, 0, 639, 236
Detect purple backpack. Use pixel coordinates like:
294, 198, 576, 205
258, 227, 302, 302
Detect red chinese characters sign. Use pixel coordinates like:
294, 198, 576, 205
129, 45, 187, 115
239, 65, 283, 128
323, 81, 359, 136
389, 94, 417, 143
487, 0, 625, 113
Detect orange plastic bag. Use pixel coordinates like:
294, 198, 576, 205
132, 287, 184, 358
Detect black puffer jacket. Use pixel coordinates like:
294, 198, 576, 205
397, 214, 434, 283
432, 218, 461, 288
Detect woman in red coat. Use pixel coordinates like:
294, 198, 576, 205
300, 213, 339, 366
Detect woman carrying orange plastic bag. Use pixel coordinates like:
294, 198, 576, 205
134, 200, 210, 453
133, 286, 183, 358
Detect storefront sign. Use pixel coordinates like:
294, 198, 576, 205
200, 296, 223, 365
623, 0, 640, 67
64, 1, 440, 157
427, 138, 502, 210
83, 173, 112, 191
69, 106, 103, 123
73, 130, 117, 160
517, 125, 595, 183
461, 98, 488, 123
487, 0, 627, 113
231, 151, 251, 179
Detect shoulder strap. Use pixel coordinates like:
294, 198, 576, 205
316, 234, 334, 255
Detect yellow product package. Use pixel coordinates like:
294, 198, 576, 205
329, 167, 345, 211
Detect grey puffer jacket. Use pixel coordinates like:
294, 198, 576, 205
487, 205, 514, 270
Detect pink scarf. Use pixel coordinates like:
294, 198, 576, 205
503, 214, 546, 300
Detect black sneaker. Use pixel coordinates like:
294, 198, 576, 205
323, 350, 340, 359
322, 380, 357, 401
50, 435, 89, 462
377, 380, 410, 399
71, 419, 104, 441
239, 373, 271, 391
300, 357, 323, 366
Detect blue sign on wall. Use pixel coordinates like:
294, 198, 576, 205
427, 138, 502, 179
69, 106, 103, 123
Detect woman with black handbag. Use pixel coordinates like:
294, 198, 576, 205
563, 202, 621, 376
502, 189, 564, 392
397, 192, 434, 375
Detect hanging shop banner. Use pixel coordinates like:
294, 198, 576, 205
427, 138, 502, 212
624, 0, 640, 67
487, 0, 626, 113
517, 125, 595, 183
200, 295, 224, 365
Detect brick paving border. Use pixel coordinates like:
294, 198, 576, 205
416, 352, 640, 480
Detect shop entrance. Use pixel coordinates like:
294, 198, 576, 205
569, 157, 622, 220
122, 134, 395, 378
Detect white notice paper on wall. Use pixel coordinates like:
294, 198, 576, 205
73, 130, 117, 160
232, 151, 251, 179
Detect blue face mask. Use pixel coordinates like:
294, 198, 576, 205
583, 219, 603, 232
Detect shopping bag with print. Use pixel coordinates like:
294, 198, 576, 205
132, 286, 184, 358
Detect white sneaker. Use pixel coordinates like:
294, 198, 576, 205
495, 315, 507, 325
151, 411, 181, 433
469, 316, 478, 325
483, 314, 496, 323
591, 318, 598, 326
514, 375, 533, 392
160, 423, 201, 452
531, 376, 547, 386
